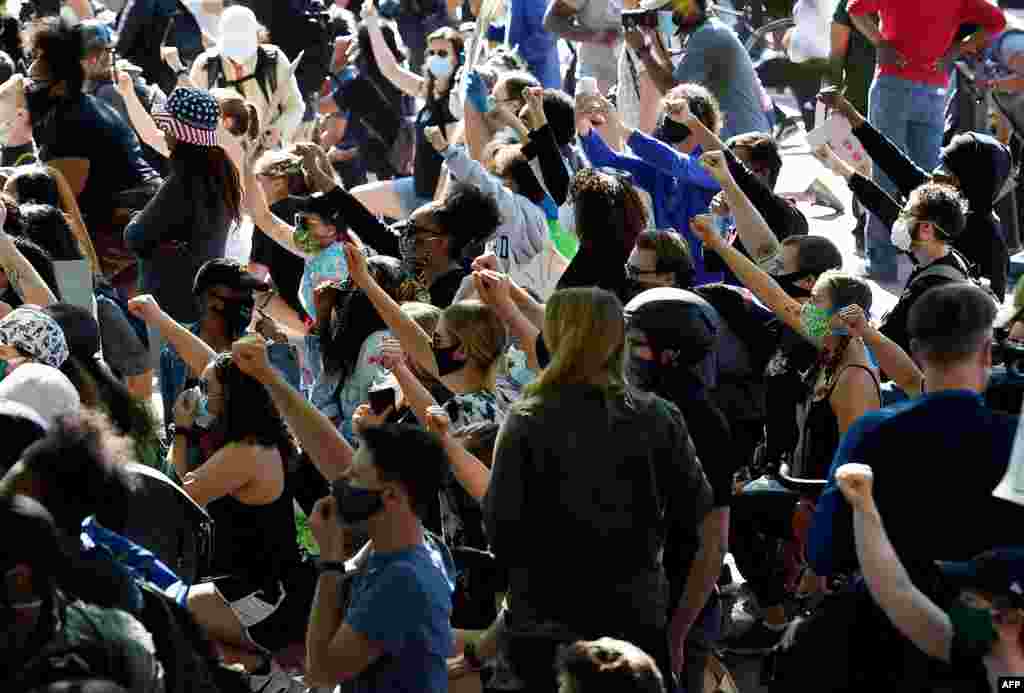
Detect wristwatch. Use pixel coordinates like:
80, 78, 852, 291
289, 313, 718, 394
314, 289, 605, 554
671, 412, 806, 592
317, 560, 350, 575
175, 68, 188, 78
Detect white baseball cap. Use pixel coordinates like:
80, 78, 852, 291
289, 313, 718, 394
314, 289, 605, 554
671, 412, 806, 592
218, 6, 261, 62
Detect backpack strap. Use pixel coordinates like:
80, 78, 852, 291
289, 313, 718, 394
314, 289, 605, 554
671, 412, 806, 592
911, 262, 968, 285
205, 46, 278, 104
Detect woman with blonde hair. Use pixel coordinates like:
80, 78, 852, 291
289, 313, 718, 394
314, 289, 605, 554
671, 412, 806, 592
483, 286, 713, 693
344, 243, 508, 553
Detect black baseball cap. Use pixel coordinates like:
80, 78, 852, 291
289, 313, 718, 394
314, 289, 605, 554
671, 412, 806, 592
938, 548, 1024, 607
298, 192, 344, 227
193, 259, 270, 296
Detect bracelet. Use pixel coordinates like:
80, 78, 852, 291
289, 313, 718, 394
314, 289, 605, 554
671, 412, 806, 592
175, 68, 188, 77
318, 560, 349, 575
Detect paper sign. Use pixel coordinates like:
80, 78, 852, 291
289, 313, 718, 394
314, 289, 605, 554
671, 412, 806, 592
806, 114, 872, 169
993, 396, 1024, 506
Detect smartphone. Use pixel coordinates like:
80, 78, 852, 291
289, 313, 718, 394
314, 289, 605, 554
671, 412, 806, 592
368, 386, 396, 415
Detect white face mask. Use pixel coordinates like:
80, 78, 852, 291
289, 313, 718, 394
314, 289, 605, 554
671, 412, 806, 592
221, 31, 259, 62
890, 217, 914, 252
427, 55, 453, 80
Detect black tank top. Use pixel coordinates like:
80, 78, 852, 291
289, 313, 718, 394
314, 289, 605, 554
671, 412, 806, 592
800, 364, 880, 480
413, 97, 456, 198
207, 451, 300, 589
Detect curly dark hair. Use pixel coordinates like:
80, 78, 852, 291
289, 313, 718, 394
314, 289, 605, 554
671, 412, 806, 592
211, 352, 297, 462
28, 17, 86, 96
7, 166, 60, 206
433, 182, 503, 260
19, 411, 138, 536
19, 203, 82, 261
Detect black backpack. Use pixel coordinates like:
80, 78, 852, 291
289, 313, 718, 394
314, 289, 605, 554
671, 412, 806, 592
693, 283, 780, 379
205, 45, 279, 104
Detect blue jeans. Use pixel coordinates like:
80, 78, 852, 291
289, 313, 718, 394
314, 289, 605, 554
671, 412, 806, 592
865, 74, 947, 282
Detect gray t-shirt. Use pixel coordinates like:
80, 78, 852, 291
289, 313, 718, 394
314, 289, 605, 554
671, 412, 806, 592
673, 17, 770, 138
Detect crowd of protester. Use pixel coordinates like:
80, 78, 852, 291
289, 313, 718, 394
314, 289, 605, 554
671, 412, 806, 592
2, 0, 1024, 692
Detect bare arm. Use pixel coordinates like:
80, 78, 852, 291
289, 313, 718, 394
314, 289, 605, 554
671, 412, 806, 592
345, 244, 439, 377
0, 232, 57, 307
148, 303, 217, 377
117, 73, 171, 159
47, 166, 101, 277
243, 164, 312, 260
847, 479, 953, 662
848, 12, 884, 46
365, 12, 426, 98
690, 197, 804, 333
629, 30, 675, 95
232, 336, 356, 482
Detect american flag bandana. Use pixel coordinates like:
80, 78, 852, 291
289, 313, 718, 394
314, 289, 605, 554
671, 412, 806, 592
153, 86, 221, 147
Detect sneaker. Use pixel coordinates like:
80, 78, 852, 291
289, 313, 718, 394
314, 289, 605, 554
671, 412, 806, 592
249, 660, 307, 693
721, 618, 789, 655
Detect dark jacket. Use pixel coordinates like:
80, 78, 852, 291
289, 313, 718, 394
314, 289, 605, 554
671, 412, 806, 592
850, 121, 1010, 301
878, 250, 973, 357
484, 385, 713, 628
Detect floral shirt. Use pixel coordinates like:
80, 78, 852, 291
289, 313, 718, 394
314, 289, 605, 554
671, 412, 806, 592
438, 389, 509, 551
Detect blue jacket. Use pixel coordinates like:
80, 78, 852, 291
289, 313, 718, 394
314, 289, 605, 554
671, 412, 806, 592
580, 129, 723, 285
487, 0, 560, 88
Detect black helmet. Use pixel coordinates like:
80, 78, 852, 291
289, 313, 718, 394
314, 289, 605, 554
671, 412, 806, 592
623, 287, 720, 366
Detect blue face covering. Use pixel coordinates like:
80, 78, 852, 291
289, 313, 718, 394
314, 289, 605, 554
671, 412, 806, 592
657, 11, 676, 42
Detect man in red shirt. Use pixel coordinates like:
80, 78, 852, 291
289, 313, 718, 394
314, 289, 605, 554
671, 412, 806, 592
846, 0, 1005, 286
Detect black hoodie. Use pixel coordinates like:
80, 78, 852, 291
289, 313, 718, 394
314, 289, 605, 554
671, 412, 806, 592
849, 123, 1010, 301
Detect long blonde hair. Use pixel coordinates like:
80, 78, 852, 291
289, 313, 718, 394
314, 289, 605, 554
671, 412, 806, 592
443, 300, 507, 389
526, 288, 626, 399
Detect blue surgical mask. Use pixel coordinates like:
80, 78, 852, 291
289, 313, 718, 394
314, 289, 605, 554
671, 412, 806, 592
657, 11, 676, 41
427, 54, 453, 80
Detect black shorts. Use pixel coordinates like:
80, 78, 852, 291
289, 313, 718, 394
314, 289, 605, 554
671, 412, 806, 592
212, 574, 311, 653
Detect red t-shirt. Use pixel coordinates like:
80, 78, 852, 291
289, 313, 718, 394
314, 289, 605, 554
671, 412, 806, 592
847, 0, 1006, 86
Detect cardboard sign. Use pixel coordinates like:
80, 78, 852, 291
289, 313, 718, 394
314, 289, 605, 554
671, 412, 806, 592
806, 113, 872, 169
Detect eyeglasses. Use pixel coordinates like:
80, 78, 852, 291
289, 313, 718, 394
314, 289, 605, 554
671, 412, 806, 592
426, 49, 450, 58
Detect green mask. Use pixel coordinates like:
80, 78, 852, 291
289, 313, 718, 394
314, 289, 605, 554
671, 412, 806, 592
800, 302, 833, 340
948, 602, 998, 659
292, 216, 323, 255
0, 359, 8, 382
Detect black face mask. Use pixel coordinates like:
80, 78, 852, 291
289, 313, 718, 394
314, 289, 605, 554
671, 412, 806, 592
211, 296, 255, 340
656, 116, 691, 144
773, 271, 813, 299
433, 340, 467, 377
333, 479, 385, 524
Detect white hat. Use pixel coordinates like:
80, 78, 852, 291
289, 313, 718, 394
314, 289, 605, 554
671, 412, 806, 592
0, 363, 81, 428
218, 6, 261, 62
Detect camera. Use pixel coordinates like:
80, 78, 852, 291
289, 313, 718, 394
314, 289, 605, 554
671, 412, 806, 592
621, 8, 673, 29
